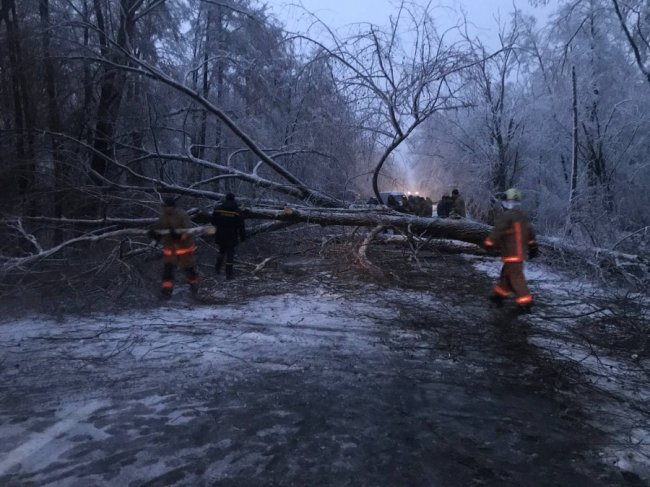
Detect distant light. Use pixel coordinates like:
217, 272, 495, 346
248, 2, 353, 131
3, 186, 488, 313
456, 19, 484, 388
415, 191, 419, 195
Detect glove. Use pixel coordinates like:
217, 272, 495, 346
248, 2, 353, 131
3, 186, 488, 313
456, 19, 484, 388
528, 245, 539, 260
483, 240, 499, 257
147, 229, 161, 241
486, 247, 500, 257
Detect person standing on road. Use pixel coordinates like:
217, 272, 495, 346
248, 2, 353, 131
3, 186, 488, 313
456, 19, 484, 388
483, 188, 539, 314
211, 193, 246, 280
436, 194, 452, 218
148, 197, 200, 298
449, 188, 466, 218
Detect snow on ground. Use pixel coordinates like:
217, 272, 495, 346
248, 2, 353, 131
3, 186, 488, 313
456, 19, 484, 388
3, 288, 461, 485
1, 253, 648, 485
469, 255, 650, 480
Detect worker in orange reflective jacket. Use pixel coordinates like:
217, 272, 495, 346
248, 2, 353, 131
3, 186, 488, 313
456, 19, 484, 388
148, 197, 199, 298
483, 188, 539, 314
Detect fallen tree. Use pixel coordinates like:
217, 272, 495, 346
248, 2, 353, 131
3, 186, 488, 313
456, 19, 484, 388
0, 207, 489, 272
2, 206, 647, 286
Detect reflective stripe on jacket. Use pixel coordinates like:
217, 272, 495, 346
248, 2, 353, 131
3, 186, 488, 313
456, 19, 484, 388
162, 245, 196, 256
151, 206, 195, 251
484, 208, 536, 263
211, 201, 246, 247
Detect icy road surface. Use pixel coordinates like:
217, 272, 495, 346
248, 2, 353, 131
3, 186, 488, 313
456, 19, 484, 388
0, 256, 648, 486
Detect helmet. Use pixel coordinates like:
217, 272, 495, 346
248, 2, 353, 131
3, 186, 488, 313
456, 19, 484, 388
504, 188, 522, 201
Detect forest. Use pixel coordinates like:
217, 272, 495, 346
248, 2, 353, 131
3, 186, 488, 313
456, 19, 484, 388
0, 0, 648, 293
1, 1, 650, 484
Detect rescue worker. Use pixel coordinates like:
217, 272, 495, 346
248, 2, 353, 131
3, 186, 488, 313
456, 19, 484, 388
449, 188, 466, 218
148, 197, 199, 298
436, 194, 452, 218
386, 194, 400, 210
483, 188, 539, 313
424, 197, 434, 217
211, 193, 246, 279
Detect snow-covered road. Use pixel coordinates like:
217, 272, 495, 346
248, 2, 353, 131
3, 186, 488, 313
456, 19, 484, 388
0, 254, 647, 485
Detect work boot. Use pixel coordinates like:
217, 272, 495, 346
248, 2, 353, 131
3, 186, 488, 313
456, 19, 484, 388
489, 294, 504, 308
517, 304, 532, 315
190, 282, 199, 296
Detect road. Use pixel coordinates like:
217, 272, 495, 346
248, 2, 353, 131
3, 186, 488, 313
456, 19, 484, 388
0, 254, 645, 486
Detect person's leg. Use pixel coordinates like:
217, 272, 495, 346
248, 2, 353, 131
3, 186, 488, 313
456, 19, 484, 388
509, 263, 533, 313
489, 264, 512, 307
180, 253, 199, 294
161, 253, 175, 297
215, 245, 225, 273
225, 246, 235, 279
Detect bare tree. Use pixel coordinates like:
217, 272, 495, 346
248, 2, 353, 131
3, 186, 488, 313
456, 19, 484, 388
294, 2, 477, 203
464, 15, 527, 194
611, 0, 650, 86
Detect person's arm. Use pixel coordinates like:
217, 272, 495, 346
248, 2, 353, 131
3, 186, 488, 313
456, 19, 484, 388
453, 198, 465, 217
527, 223, 539, 259
178, 211, 194, 240
147, 214, 165, 241
238, 213, 246, 242
484, 214, 508, 250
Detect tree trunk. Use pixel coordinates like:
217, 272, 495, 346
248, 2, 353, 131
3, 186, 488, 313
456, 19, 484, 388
567, 65, 579, 232
241, 207, 491, 246
39, 0, 64, 221
2, 0, 35, 197
90, 0, 135, 183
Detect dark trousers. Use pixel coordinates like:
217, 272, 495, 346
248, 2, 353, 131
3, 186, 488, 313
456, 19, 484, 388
493, 262, 533, 307
162, 249, 198, 293
216, 245, 235, 278
163, 262, 199, 291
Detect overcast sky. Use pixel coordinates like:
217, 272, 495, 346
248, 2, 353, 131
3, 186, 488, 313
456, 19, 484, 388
270, 0, 557, 47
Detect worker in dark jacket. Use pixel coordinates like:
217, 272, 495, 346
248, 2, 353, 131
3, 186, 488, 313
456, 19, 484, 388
148, 198, 199, 298
483, 188, 538, 313
436, 194, 452, 218
449, 188, 466, 218
211, 193, 246, 279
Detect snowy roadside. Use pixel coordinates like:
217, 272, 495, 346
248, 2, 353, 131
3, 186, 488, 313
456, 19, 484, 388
468, 254, 650, 481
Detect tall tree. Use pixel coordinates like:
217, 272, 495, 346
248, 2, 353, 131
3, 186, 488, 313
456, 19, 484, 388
90, 0, 167, 183
1, 0, 35, 195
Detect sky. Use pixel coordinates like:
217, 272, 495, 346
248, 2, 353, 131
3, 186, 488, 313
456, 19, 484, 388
267, 1, 558, 195
270, 0, 557, 48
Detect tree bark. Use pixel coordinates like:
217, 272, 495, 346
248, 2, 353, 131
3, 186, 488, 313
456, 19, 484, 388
241, 208, 491, 246
567, 64, 579, 232
90, 0, 136, 183
2, 0, 35, 196
39, 0, 64, 220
